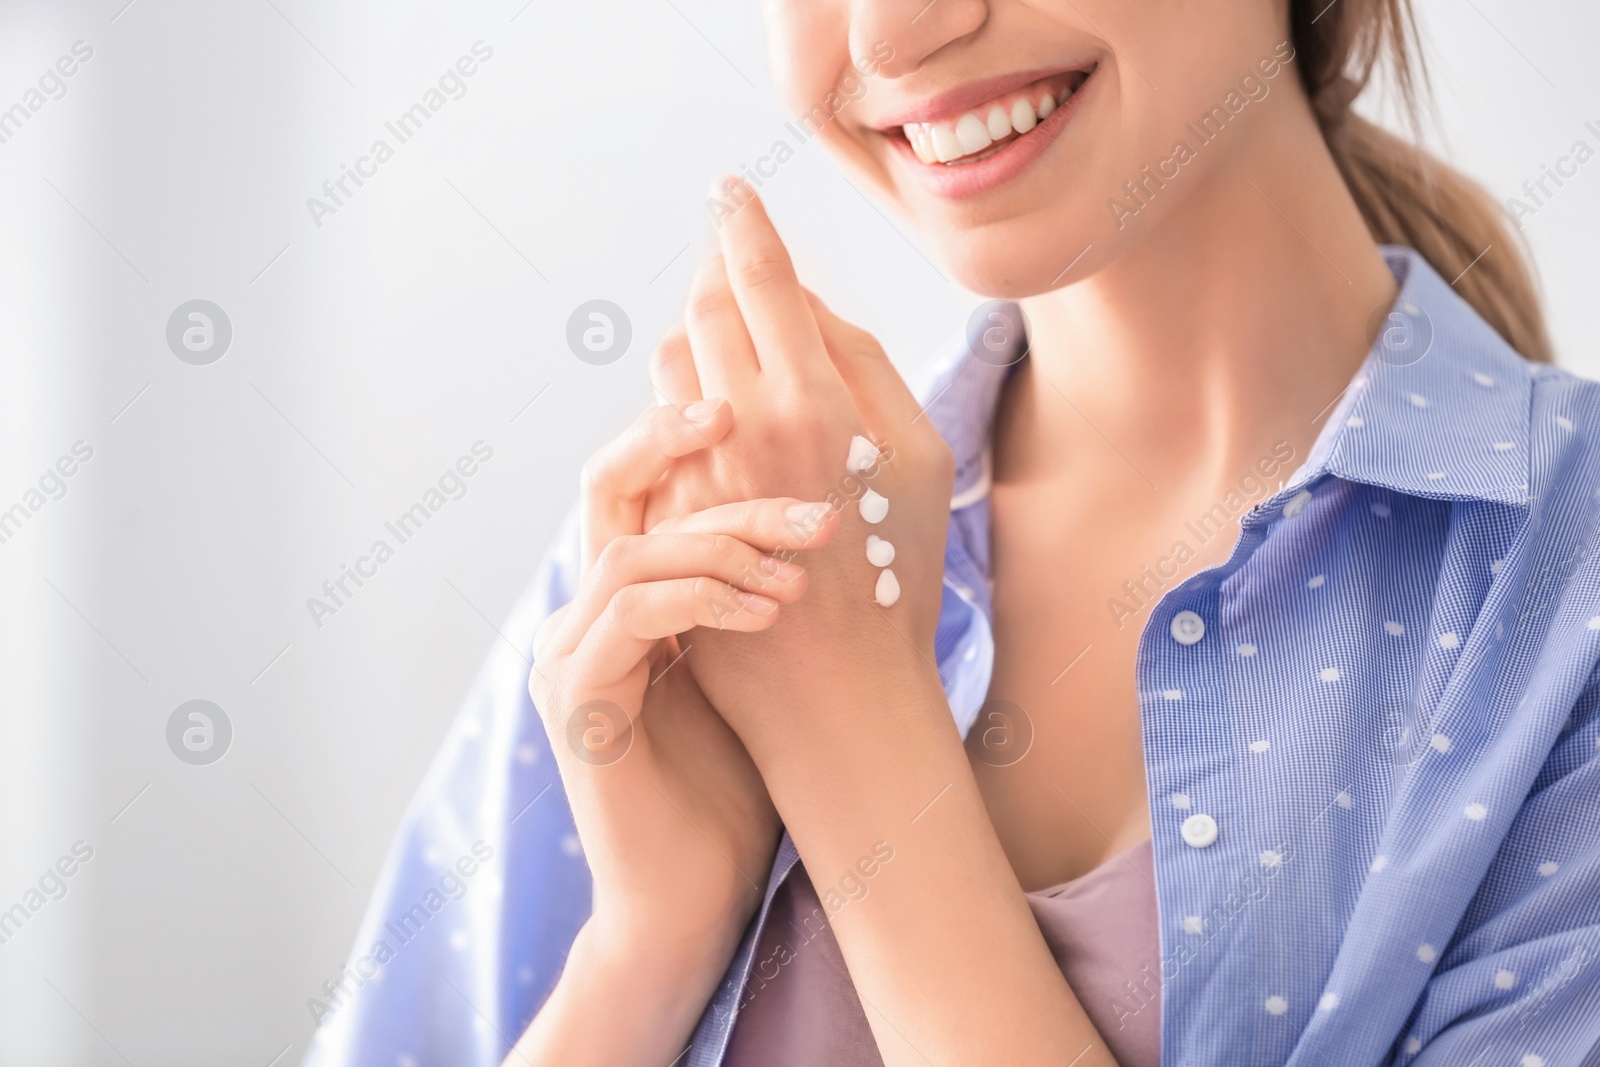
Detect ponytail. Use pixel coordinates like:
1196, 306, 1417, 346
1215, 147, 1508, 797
1291, 0, 1553, 363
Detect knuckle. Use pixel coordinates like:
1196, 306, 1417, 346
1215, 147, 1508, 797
692, 576, 727, 611
842, 319, 876, 348
652, 325, 688, 362
648, 343, 672, 377
737, 498, 767, 534
585, 543, 622, 590
688, 285, 732, 322
687, 258, 733, 319
594, 535, 636, 576
531, 611, 561, 663
579, 447, 619, 496
644, 406, 685, 451
607, 584, 640, 624
731, 251, 791, 292
851, 336, 888, 366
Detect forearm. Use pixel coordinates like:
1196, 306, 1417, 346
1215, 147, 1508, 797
503, 917, 732, 1067
754, 662, 1119, 1067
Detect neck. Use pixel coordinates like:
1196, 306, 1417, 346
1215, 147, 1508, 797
1006, 103, 1397, 496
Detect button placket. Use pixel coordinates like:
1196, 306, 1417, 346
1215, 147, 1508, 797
1163, 606, 1217, 850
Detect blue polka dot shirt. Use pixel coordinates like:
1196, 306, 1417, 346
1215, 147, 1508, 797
305, 248, 1600, 1067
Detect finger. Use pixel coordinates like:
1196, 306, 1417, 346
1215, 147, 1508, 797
557, 532, 807, 653
804, 290, 924, 428
685, 254, 759, 396
649, 323, 702, 407
712, 178, 827, 381
649, 496, 840, 554
571, 577, 781, 683
582, 399, 731, 568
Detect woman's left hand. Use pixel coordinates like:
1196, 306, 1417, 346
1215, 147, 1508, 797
641, 180, 955, 766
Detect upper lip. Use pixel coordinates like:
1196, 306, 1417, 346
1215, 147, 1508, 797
869, 61, 1097, 129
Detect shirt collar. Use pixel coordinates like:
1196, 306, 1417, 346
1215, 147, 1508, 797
1299, 246, 1532, 507
921, 246, 1534, 512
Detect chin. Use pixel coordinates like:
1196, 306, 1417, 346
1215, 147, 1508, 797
927, 211, 1108, 299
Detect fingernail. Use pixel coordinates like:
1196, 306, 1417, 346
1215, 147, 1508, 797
784, 502, 826, 525
684, 398, 722, 422
737, 592, 779, 615
760, 556, 803, 581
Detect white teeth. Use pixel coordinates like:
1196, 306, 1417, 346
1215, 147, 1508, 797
954, 112, 992, 155
930, 123, 961, 163
985, 105, 1011, 141
908, 127, 934, 163
1010, 97, 1037, 133
903, 79, 1078, 165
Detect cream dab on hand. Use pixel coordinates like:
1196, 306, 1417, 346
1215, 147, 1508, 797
846, 435, 897, 605
859, 489, 888, 524
847, 434, 880, 473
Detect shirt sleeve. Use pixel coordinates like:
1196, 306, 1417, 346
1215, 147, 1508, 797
302, 508, 590, 1067
1405, 674, 1600, 1066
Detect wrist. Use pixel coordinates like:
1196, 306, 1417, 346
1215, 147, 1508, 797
754, 661, 962, 829
757, 654, 951, 767
585, 899, 752, 988
507, 914, 737, 1067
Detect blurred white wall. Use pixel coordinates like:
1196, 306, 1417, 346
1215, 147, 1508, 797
0, 0, 1592, 1063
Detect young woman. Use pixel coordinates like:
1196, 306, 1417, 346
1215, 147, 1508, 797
308, 1, 1600, 1065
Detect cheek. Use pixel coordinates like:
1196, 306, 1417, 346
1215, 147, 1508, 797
912, 2, 1288, 297
765, 0, 852, 118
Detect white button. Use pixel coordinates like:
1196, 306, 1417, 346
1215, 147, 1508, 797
1170, 610, 1205, 645
1283, 489, 1313, 518
1181, 812, 1218, 849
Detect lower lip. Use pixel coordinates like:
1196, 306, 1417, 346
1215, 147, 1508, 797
889, 69, 1095, 200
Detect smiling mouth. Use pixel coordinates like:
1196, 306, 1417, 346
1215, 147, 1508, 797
893, 68, 1093, 166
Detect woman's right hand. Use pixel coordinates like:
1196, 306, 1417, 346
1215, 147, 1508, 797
507, 395, 838, 1067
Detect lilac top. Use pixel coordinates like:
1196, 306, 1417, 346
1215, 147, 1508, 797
724, 840, 1161, 1067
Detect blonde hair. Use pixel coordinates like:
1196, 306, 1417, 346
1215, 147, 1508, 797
1292, 0, 1553, 362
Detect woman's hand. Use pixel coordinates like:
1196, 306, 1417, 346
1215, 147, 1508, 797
507, 397, 839, 1067
641, 182, 956, 764
636, 183, 1118, 1067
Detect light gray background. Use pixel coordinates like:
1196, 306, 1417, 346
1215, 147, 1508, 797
0, 1, 1594, 1063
